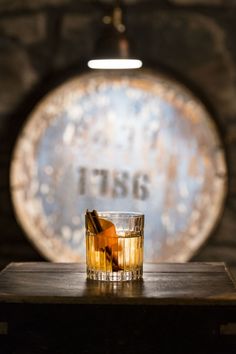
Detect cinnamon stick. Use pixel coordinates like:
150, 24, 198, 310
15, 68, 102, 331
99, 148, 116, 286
86, 209, 122, 271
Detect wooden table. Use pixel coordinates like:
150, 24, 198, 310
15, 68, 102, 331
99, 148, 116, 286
0, 262, 236, 353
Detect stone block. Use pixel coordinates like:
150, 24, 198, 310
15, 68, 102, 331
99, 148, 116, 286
0, 190, 12, 215
209, 206, 236, 244
62, 13, 94, 40
226, 145, 236, 176
228, 175, 236, 196
0, 115, 10, 140
0, 216, 22, 239
225, 122, 236, 146
0, 165, 9, 189
0, 0, 73, 11
169, 0, 225, 5
0, 0, 159, 11
169, 0, 236, 5
192, 244, 236, 265
96, 0, 147, 3
0, 238, 43, 261
0, 39, 37, 114
55, 13, 95, 68
129, 11, 236, 121
0, 14, 46, 45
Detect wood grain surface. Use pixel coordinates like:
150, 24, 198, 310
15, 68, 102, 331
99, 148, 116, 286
1, 262, 236, 354
0, 262, 235, 305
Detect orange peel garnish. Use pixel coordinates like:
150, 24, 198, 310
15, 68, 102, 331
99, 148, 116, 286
94, 218, 121, 252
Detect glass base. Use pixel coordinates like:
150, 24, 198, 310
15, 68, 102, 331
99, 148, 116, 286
87, 268, 143, 281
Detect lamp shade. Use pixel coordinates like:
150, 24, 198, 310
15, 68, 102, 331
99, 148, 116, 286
88, 7, 142, 70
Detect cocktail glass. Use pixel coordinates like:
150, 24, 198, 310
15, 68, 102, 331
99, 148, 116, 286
85, 211, 144, 281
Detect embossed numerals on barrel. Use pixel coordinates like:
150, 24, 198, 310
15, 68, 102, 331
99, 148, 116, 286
77, 167, 150, 200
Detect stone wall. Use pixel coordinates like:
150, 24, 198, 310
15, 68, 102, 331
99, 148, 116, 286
0, 0, 236, 270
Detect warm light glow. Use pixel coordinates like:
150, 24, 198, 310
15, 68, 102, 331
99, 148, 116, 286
88, 59, 143, 69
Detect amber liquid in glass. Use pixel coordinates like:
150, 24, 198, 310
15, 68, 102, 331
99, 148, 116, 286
86, 231, 143, 281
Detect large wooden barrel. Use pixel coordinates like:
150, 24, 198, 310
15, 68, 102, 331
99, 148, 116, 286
10, 70, 227, 262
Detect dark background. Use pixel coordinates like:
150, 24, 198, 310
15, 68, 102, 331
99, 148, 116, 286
0, 0, 236, 272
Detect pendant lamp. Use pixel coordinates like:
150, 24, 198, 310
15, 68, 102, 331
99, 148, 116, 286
88, 3, 142, 70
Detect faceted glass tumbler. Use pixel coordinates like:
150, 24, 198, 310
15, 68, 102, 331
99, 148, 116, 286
86, 211, 144, 281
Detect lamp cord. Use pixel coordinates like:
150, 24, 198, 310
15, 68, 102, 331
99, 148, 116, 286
113, 0, 125, 33
102, 0, 125, 33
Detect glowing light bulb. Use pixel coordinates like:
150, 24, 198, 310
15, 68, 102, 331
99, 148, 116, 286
88, 59, 143, 70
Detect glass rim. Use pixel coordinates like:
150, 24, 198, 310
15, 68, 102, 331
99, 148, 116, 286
95, 211, 144, 218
